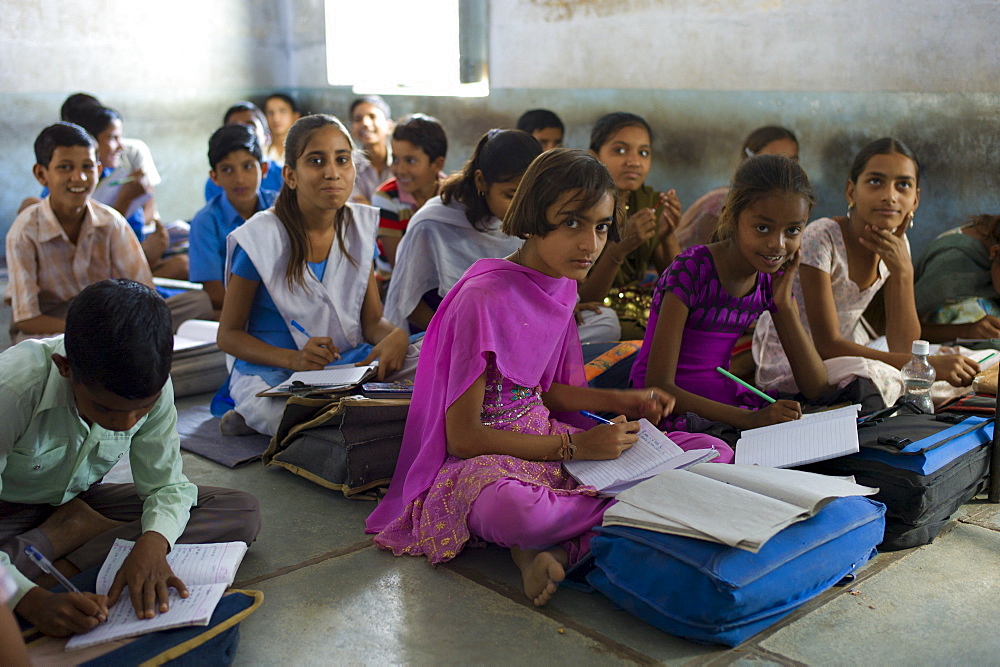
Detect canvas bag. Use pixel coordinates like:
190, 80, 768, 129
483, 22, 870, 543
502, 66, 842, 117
264, 395, 410, 498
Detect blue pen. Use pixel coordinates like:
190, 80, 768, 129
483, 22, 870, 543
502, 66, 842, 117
289, 320, 336, 359
580, 410, 614, 425
25, 546, 82, 594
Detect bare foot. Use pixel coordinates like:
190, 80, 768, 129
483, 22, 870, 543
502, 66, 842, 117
511, 547, 568, 607
220, 410, 258, 437
37, 498, 125, 559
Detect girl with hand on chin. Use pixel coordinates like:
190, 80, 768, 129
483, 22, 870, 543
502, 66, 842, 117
753, 138, 978, 407
367, 149, 730, 608
632, 154, 829, 431
216, 115, 417, 437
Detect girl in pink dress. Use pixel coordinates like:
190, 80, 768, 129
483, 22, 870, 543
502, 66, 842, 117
366, 149, 730, 607
631, 154, 829, 431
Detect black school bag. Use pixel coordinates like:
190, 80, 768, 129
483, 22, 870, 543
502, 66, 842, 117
799, 402, 993, 550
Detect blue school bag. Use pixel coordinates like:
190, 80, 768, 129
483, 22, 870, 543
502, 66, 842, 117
583, 495, 886, 647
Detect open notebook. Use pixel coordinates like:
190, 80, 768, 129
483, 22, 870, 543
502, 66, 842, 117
734, 404, 861, 468
65, 540, 248, 651
256, 363, 378, 396
563, 419, 718, 495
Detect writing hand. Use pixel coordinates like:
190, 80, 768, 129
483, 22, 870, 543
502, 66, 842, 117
572, 417, 639, 460
291, 337, 339, 370
15, 587, 108, 637
746, 399, 802, 429
928, 354, 979, 387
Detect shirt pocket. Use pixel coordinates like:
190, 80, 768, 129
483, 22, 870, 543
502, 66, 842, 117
5, 443, 69, 477
94, 438, 130, 466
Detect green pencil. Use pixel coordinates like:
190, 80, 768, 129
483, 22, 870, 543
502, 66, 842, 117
715, 366, 776, 404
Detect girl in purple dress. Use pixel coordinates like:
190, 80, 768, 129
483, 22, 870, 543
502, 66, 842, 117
631, 154, 829, 431
367, 149, 730, 608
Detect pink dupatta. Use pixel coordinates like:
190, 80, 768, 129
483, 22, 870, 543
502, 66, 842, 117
366, 258, 588, 533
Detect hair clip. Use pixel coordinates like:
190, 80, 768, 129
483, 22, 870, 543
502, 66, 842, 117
744, 147, 755, 157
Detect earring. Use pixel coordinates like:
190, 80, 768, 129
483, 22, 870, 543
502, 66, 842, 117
846, 202, 854, 219
908, 211, 915, 228
478, 191, 485, 198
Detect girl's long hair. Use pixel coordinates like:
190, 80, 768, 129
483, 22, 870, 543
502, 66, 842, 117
273, 114, 357, 290
440, 129, 542, 230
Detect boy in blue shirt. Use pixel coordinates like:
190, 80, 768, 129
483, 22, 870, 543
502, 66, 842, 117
204, 102, 283, 201
0, 279, 260, 637
189, 124, 280, 311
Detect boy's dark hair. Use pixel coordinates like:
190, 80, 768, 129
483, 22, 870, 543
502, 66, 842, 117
440, 129, 542, 230
742, 126, 798, 159
60, 93, 100, 121
34, 122, 96, 166
392, 113, 448, 163
65, 279, 172, 399
849, 137, 921, 185
589, 112, 653, 153
208, 124, 263, 169
517, 109, 564, 135
349, 95, 391, 119
713, 154, 816, 243
223, 101, 267, 129
65, 105, 121, 141
265, 92, 299, 112
504, 148, 624, 243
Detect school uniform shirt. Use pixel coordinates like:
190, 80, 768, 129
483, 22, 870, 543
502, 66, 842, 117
372, 177, 419, 242
351, 153, 393, 205
0, 337, 198, 607
188, 188, 279, 284
204, 161, 283, 202
4, 198, 153, 326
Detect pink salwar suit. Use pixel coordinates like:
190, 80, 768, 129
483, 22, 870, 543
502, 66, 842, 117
366, 259, 723, 565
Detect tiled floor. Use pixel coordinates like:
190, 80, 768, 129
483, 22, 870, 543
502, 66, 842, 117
170, 393, 1000, 665
4, 271, 1000, 664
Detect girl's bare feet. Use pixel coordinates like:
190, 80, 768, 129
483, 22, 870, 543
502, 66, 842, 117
511, 546, 568, 607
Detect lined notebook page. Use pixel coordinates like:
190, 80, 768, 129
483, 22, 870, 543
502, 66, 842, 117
735, 404, 861, 468
65, 584, 227, 651
95, 540, 248, 594
282, 364, 376, 388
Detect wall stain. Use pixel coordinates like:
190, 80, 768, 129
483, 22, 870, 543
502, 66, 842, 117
527, 0, 781, 21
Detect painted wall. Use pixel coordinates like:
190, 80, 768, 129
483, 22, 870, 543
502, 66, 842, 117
1, 0, 997, 260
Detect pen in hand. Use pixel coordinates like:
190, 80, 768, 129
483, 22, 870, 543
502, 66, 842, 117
290, 320, 339, 361
580, 410, 614, 424
25, 545, 83, 594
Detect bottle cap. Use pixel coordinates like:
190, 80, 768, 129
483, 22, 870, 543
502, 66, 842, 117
912, 340, 930, 355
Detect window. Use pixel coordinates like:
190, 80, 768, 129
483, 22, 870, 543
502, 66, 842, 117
325, 0, 488, 97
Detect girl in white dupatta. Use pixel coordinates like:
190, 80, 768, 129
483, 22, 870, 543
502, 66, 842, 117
217, 115, 413, 436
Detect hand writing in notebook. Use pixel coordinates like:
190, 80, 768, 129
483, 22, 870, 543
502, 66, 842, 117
572, 415, 640, 460
106, 531, 188, 619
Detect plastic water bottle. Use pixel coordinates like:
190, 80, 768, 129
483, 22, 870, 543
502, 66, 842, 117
900, 340, 936, 413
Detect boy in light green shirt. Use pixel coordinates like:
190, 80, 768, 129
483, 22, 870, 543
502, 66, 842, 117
0, 279, 260, 638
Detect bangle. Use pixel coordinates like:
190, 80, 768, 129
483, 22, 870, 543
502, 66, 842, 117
558, 432, 577, 462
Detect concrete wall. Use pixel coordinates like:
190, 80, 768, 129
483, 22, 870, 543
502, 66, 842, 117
1, 0, 997, 259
